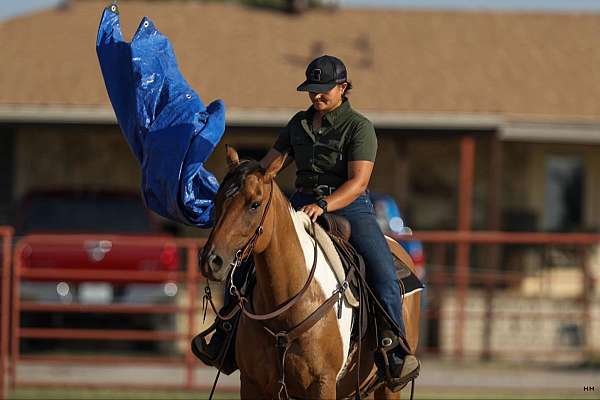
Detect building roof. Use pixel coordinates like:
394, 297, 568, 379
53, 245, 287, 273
1, 1, 600, 124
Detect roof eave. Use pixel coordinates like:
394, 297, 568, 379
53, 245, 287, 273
0, 104, 503, 130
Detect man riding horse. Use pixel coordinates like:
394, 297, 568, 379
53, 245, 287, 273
196, 55, 420, 392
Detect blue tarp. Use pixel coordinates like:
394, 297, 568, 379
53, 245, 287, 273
96, 3, 224, 228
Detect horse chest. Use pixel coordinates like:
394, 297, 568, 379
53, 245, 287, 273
236, 316, 344, 393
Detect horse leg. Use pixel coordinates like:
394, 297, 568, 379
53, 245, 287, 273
374, 385, 400, 400
240, 376, 263, 400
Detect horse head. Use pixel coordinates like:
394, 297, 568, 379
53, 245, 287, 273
200, 145, 286, 282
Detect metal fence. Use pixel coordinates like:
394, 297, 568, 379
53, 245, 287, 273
392, 231, 600, 362
5, 234, 226, 392
1, 229, 599, 393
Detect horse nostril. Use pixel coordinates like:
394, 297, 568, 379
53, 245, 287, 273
208, 252, 224, 271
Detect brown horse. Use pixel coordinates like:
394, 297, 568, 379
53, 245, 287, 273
200, 146, 420, 399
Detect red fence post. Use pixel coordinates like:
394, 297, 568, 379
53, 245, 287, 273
455, 135, 475, 359
185, 241, 199, 390
9, 241, 24, 390
1, 226, 14, 400
581, 246, 592, 362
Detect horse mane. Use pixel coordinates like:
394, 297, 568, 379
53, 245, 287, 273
217, 159, 266, 199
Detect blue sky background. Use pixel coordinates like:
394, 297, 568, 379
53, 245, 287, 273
3, 0, 600, 21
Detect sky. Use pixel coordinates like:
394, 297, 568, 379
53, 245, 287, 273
3, 0, 600, 21
1, 0, 62, 20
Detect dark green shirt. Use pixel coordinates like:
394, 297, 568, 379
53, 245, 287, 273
273, 99, 377, 188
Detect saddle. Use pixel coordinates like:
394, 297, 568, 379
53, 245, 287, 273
318, 213, 352, 241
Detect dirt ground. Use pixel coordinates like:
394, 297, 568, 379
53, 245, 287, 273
11, 356, 600, 398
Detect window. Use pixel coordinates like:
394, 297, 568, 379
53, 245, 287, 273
0, 127, 14, 224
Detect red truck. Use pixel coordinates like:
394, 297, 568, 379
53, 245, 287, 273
16, 190, 181, 352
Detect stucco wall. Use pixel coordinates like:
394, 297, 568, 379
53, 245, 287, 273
440, 289, 600, 363
15, 125, 139, 199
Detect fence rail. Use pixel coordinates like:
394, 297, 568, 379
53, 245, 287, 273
391, 231, 600, 360
7, 235, 218, 392
1, 229, 599, 393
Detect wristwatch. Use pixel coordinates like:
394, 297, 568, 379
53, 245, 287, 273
316, 197, 328, 213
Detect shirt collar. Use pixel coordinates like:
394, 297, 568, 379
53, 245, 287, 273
305, 99, 352, 127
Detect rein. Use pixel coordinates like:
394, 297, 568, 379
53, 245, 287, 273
202, 178, 348, 400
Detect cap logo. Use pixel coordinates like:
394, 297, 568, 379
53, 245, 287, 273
311, 69, 322, 82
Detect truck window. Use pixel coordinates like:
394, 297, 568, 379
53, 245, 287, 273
20, 195, 152, 234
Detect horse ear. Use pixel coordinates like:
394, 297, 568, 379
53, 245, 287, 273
264, 152, 287, 182
226, 145, 240, 171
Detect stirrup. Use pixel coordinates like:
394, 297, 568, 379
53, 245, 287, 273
191, 321, 219, 366
386, 355, 420, 393
191, 317, 240, 375
377, 329, 420, 392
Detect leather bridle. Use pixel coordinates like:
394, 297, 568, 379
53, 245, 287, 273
203, 178, 331, 323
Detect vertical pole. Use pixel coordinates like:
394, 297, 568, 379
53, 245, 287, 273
9, 242, 21, 390
455, 135, 475, 359
431, 243, 447, 354
581, 246, 592, 363
482, 136, 502, 361
185, 242, 199, 390
1, 227, 14, 400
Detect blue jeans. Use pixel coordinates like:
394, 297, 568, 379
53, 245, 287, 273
290, 190, 406, 338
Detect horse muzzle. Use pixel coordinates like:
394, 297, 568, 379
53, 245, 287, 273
200, 244, 229, 282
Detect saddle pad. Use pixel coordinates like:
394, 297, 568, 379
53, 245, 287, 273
297, 211, 359, 307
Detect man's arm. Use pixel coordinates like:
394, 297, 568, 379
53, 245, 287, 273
323, 160, 373, 212
299, 160, 373, 221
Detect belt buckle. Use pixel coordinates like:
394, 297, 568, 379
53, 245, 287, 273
314, 185, 330, 196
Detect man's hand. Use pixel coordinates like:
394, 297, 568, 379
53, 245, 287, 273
300, 203, 324, 222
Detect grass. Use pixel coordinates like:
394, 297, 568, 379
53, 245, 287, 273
6, 388, 598, 400
6, 388, 237, 400
414, 392, 599, 400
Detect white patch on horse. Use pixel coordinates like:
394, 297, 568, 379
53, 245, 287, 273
289, 208, 352, 380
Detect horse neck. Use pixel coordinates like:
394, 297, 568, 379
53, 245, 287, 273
252, 187, 311, 318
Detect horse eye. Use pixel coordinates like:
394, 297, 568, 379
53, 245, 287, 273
250, 201, 261, 211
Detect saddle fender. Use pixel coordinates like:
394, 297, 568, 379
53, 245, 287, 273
384, 235, 421, 354
384, 236, 417, 276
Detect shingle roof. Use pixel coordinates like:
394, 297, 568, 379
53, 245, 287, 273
1, 1, 599, 122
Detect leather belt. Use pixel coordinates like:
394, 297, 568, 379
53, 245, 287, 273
297, 185, 337, 196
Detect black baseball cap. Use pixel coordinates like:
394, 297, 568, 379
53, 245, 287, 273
296, 55, 348, 93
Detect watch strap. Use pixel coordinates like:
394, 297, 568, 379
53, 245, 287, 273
316, 198, 328, 212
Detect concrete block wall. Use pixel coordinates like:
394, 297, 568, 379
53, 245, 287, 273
439, 290, 592, 363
